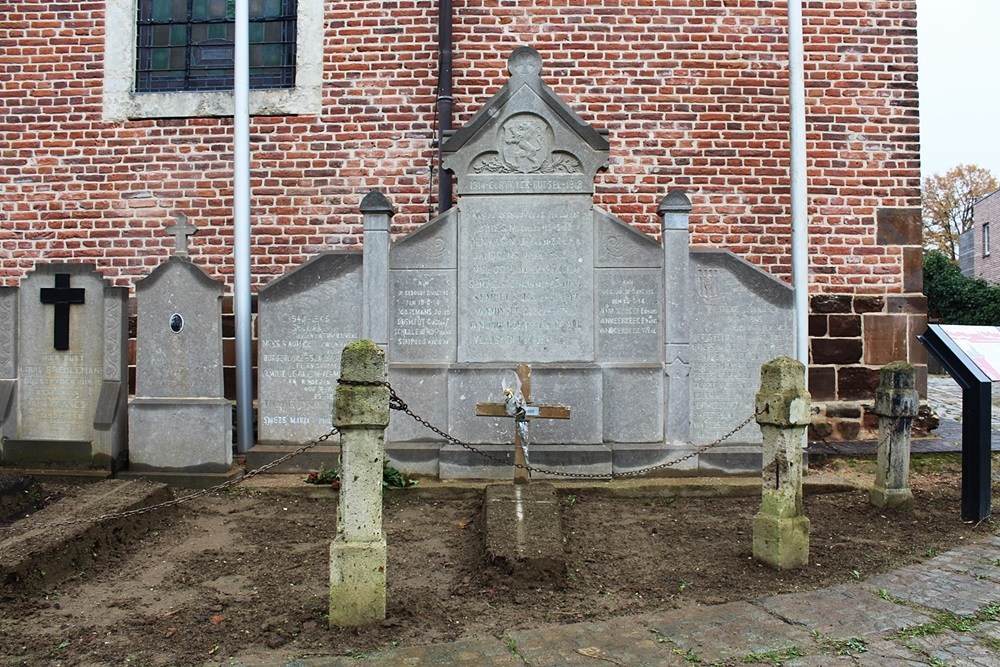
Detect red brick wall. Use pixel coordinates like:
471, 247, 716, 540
0, 0, 925, 431
974, 190, 1000, 283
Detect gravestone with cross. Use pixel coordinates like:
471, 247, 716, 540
126, 219, 233, 479
475, 364, 570, 483
0, 263, 127, 469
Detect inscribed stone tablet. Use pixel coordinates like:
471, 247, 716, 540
688, 251, 794, 442
257, 253, 362, 444
457, 196, 594, 362
389, 270, 456, 363
595, 269, 662, 362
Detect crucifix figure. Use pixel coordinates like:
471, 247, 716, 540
165, 213, 198, 257
39, 273, 86, 351
476, 363, 571, 484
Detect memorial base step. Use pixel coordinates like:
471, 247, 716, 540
245, 444, 342, 474
439, 444, 612, 480
117, 466, 244, 490
0, 439, 118, 470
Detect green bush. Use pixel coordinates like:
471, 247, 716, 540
923, 251, 1000, 325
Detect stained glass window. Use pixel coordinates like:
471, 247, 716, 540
136, 0, 296, 93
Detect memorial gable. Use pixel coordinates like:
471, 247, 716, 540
257, 252, 363, 444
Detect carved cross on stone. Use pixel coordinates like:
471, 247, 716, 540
475, 363, 571, 484
165, 213, 198, 257
39, 273, 85, 351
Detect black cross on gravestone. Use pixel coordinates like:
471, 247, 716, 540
39, 273, 86, 351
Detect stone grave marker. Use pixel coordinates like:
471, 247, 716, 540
257, 252, 362, 445
127, 219, 233, 476
0, 263, 127, 469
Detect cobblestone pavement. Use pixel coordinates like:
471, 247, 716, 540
295, 538, 1000, 666
927, 374, 1000, 429
284, 377, 1000, 667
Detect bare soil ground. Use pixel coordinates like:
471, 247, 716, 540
1, 454, 997, 666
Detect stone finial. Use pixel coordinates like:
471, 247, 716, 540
359, 190, 395, 217
164, 214, 198, 257
873, 360, 919, 418
657, 189, 692, 216
755, 356, 811, 428
508, 45, 543, 78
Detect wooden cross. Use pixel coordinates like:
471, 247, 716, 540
165, 213, 198, 256
39, 273, 86, 351
475, 363, 570, 484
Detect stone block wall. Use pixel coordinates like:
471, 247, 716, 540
973, 190, 1000, 283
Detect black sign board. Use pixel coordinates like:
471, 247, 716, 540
918, 325, 997, 522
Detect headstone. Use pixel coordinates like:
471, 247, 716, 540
381, 46, 794, 478
257, 252, 362, 445
329, 339, 389, 627
127, 224, 232, 474
0, 263, 127, 469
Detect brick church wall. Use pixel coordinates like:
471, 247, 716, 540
973, 190, 1000, 283
0, 0, 924, 438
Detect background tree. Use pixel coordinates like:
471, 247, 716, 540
922, 164, 998, 260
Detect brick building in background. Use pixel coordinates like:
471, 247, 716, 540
972, 189, 1000, 283
0, 0, 924, 439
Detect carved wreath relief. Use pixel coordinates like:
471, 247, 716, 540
471, 113, 582, 175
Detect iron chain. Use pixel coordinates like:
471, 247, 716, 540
360, 379, 757, 479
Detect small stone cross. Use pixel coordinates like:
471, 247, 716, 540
476, 363, 570, 484
165, 213, 198, 257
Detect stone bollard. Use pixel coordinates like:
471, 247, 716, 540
752, 356, 811, 570
870, 361, 918, 510
328, 339, 390, 627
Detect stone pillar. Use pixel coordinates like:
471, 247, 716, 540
329, 339, 390, 627
659, 190, 691, 444
360, 190, 393, 349
870, 361, 918, 510
753, 356, 811, 569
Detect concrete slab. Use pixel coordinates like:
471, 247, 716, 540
484, 482, 565, 585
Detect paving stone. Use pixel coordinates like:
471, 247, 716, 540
848, 638, 933, 666
756, 583, 933, 638
866, 565, 1000, 616
902, 629, 1000, 666
782, 655, 855, 667
509, 615, 689, 666
293, 637, 520, 666
646, 601, 814, 664
927, 544, 1000, 583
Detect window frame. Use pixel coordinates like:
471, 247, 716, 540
984, 222, 991, 258
104, 0, 322, 120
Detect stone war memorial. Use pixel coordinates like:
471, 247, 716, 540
0, 264, 128, 469
377, 46, 794, 478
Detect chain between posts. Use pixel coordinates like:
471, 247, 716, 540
808, 412, 905, 458
0, 429, 339, 534
351, 379, 758, 479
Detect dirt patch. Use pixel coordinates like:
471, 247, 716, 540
0, 455, 996, 666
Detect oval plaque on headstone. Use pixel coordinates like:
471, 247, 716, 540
169, 313, 183, 333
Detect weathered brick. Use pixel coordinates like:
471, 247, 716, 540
812, 338, 863, 365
